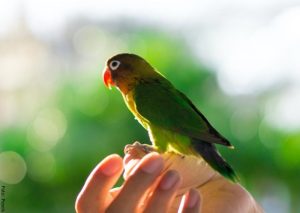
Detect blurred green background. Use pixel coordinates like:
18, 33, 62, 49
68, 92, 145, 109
1, 1, 300, 213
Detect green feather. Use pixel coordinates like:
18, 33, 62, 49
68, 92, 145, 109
132, 77, 237, 182
133, 78, 232, 147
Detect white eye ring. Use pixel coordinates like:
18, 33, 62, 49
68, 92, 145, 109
109, 60, 121, 71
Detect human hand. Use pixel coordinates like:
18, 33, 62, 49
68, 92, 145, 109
123, 142, 264, 213
75, 152, 200, 213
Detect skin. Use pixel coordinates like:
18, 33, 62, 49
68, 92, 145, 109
75, 143, 264, 213
75, 153, 200, 213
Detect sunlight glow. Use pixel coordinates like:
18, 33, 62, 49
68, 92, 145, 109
27, 108, 67, 151
265, 86, 300, 132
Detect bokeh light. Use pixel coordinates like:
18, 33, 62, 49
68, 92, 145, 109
0, 151, 27, 184
27, 108, 67, 151
26, 151, 56, 182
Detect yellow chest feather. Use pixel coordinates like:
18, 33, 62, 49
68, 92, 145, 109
122, 91, 195, 155
123, 91, 149, 129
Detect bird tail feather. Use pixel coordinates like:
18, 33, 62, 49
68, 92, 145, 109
192, 140, 238, 182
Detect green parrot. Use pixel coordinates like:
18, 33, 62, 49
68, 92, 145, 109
102, 53, 237, 182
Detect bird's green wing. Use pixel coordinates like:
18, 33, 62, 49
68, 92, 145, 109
133, 78, 232, 147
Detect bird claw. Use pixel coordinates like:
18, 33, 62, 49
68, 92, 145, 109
124, 141, 157, 157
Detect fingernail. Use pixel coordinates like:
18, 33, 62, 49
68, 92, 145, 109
141, 154, 163, 174
159, 171, 180, 190
101, 155, 122, 176
186, 189, 199, 208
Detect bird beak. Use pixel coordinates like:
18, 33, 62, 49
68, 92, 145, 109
103, 67, 114, 89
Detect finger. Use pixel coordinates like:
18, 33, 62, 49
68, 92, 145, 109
179, 188, 201, 213
144, 170, 182, 213
109, 187, 122, 199
107, 153, 164, 213
75, 154, 123, 213
123, 156, 141, 180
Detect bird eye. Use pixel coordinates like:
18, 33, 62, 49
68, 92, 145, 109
109, 60, 121, 71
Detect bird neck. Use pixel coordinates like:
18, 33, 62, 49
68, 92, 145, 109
117, 79, 137, 95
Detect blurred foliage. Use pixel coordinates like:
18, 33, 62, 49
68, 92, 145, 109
0, 22, 299, 213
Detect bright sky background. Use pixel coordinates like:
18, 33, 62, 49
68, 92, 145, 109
1, 0, 300, 131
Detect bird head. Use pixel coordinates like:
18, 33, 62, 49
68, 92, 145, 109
102, 53, 156, 93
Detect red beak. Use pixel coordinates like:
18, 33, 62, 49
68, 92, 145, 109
103, 67, 115, 89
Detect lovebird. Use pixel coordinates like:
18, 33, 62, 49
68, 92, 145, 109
102, 53, 237, 182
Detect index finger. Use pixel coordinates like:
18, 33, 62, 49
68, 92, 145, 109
75, 154, 123, 213
107, 153, 164, 213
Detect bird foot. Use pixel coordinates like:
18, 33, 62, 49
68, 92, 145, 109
124, 141, 157, 157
